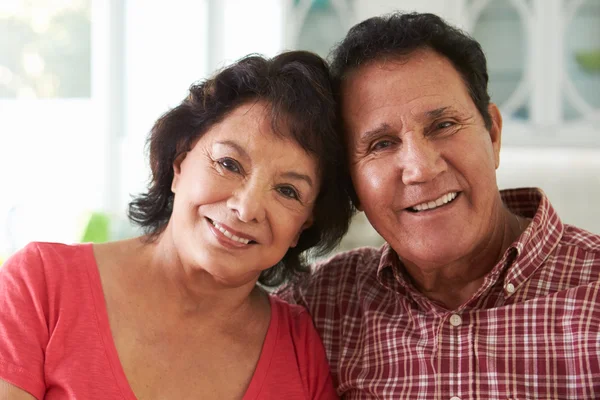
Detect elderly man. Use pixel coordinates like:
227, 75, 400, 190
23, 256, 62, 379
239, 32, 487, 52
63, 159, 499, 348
282, 12, 600, 399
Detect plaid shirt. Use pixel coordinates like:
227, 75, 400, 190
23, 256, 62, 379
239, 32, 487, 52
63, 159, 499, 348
281, 188, 600, 399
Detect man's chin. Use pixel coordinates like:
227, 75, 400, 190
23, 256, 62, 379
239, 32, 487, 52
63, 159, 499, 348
395, 240, 474, 269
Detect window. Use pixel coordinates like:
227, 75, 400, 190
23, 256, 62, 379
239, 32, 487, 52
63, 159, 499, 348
0, 0, 117, 256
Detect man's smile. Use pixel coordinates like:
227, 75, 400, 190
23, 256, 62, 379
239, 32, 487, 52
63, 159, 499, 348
406, 191, 460, 213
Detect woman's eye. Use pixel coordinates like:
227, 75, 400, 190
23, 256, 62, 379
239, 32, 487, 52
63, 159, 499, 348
277, 186, 300, 200
218, 158, 241, 173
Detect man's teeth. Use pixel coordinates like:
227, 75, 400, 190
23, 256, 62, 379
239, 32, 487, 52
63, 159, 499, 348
411, 192, 458, 212
210, 221, 250, 244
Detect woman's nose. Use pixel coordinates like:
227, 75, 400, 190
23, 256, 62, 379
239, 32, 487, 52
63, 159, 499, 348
226, 181, 267, 223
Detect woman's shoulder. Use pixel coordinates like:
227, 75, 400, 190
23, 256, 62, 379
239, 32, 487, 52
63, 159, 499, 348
265, 295, 337, 398
269, 294, 310, 319
1, 242, 97, 302
2, 241, 93, 273
268, 295, 319, 341
10, 241, 91, 258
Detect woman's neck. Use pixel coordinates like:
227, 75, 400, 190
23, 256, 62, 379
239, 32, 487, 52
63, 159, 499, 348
116, 235, 266, 326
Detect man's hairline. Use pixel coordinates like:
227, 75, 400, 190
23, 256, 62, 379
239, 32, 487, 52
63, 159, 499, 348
335, 46, 490, 134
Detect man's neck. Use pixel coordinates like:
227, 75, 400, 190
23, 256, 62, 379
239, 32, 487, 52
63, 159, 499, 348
401, 209, 527, 310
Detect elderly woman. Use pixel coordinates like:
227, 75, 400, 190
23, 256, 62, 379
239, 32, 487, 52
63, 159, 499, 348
0, 51, 352, 399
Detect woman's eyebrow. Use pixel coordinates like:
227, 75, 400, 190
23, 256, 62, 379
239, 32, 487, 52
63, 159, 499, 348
216, 140, 314, 188
214, 140, 249, 159
281, 171, 314, 188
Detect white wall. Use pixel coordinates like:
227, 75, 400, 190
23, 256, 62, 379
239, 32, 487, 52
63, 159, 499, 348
498, 147, 600, 233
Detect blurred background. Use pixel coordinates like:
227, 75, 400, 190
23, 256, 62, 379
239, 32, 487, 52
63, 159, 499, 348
1, 0, 599, 264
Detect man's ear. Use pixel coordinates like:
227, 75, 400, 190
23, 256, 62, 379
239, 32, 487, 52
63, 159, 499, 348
171, 152, 188, 193
488, 103, 503, 169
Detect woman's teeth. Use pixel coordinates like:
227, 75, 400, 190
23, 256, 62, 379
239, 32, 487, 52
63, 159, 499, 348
410, 192, 458, 212
210, 220, 251, 244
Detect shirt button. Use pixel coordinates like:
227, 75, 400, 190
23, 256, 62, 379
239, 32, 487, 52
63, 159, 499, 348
506, 283, 515, 294
450, 397, 461, 400
449, 314, 462, 327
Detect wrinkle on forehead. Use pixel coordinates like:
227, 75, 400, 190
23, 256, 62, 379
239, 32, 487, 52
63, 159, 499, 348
344, 48, 467, 94
341, 48, 486, 153
345, 54, 473, 115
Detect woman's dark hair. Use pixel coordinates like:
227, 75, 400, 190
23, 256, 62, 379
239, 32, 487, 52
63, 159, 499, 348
128, 50, 354, 287
329, 12, 491, 130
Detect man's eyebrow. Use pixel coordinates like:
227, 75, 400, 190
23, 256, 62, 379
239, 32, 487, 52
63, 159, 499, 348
356, 108, 457, 145
358, 123, 393, 145
424, 107, 451, 119
281, 171, 314, 188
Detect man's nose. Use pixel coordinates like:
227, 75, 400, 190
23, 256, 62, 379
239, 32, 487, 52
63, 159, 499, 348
399, 135, 447, 185
226, 180, 267, 223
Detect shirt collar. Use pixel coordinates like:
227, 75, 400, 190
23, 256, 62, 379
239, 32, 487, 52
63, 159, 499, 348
376, 188, 564, 304
501, 188, 564, 293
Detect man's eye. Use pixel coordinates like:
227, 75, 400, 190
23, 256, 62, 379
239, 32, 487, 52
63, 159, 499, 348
277, 186, 300, 200
371, 140, 394, 151
436, 121, 455, 130
218, 158, 241, 173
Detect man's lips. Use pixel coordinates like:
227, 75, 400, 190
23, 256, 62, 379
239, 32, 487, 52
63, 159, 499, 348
206, 218, 257, 244
406, 191, 460, 213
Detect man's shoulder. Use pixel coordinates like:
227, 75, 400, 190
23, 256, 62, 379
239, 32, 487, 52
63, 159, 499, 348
311, 245, 385, 281
289, 245, 388, 303
559, 224, 600, 254
276, 245, 385, 304
537, 224, 600, 289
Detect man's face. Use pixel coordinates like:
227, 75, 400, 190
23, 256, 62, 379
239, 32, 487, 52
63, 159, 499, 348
341, 48, 504, 269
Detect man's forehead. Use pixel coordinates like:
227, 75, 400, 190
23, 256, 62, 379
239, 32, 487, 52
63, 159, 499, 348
342, 51, 470, 109
339, 51, 478, 143
343, 49, 462, 89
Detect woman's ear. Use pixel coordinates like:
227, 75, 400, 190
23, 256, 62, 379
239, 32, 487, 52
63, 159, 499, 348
171, 152, 188, 193
290, 216, 314, 248
354, 199, 363, 212
348, 185, 362, 211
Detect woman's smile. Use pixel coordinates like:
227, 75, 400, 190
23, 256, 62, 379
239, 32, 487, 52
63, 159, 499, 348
206, 217, 256, 249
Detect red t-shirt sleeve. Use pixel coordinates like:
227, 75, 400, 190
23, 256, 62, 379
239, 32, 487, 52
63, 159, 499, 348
293, 310, 338, 399
249, 297, 338, 399
0, 243, 49, 399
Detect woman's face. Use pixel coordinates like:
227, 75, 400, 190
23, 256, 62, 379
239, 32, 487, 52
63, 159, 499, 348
169, 101, 319, 287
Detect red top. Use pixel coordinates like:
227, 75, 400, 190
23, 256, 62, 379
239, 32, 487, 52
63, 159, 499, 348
0, 242, 337, 400
281, 188, 600, 399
